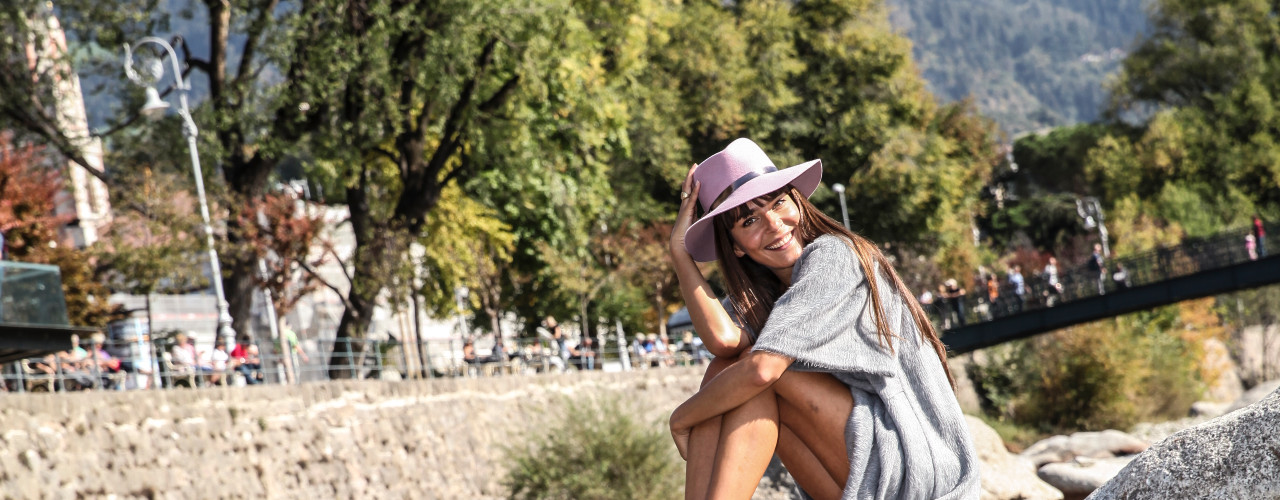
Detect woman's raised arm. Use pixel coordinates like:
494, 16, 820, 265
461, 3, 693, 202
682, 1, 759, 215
670, 163, 747, 357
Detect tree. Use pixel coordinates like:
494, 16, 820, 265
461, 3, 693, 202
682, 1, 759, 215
1, 0, 325, 337
97, 164, 206, 336
1105, 0, 1280, 219
790, 0, 1003, 277
292, 0, 626, 376
237, 190, 327, 323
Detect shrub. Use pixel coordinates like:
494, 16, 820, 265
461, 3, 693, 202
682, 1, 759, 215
970, 300, 1216, 433
504, 396, 682, 500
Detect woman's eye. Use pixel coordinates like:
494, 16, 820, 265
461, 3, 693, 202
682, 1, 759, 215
741, 217, 757, 227
774, 198, 786, 208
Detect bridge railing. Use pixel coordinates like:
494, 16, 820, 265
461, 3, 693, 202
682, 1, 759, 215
936, 221, 1275, 331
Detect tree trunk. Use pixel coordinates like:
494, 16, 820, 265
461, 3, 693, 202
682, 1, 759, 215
329, 292, 373, 380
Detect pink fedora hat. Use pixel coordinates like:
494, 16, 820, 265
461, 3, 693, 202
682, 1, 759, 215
684, 138, 822, 262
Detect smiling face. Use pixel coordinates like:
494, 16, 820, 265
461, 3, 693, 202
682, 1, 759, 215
727, 191, 805, 283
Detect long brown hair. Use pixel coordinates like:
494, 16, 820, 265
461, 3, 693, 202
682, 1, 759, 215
711, 185, 955, 389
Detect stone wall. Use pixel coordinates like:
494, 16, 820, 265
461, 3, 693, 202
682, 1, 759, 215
0, 369, 705, 499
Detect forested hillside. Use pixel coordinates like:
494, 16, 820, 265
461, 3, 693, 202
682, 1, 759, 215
888, 0, 1149, 135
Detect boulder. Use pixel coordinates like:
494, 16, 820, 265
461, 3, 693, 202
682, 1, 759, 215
966, 416, 1063, 500
1230, 324, 1280, 388
1188, 401, 1230, 418
1020, 430, 1148, 468
1037, 456, 1132, 498
1226, 378, 1280, 413
1086, 385, 1280, 499
949, 357, 983, 415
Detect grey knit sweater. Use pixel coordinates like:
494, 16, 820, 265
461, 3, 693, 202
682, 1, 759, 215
752, 234, 979, 500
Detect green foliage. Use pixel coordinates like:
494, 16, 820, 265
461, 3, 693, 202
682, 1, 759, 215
98, 165, 206, 297
969, 301, 1217, 432
1011, 123, 1119, 196
504, 397, 681, 500
1106, 0, 1280, 219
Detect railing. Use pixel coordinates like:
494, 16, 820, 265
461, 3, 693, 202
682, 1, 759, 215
933, 221, 1277, 331
1, 333, 707, 393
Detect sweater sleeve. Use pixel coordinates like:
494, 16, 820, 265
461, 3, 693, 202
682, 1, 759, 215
751, 235, 902, 378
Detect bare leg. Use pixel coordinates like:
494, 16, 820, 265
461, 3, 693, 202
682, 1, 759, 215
705, 387, 780, 499
686, 357, 733, 499
776, 418, 842, 500
685, 358, 853, 500
688, 355, 778, 499
775, 371, 853, 493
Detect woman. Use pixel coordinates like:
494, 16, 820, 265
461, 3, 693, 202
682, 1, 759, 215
668, 138, 978, 499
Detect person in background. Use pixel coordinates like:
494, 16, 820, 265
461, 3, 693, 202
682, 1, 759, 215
208, 340, 230, 385
940, 278, 967, 327
1088, 243, 1107, 295
1009, 264, 1026, 313
1043, 256, 1063, 306
169, 332, 201, 373
280, 319, 309, 364
986, 273, 1000, 315
462, 339, 479, 365
1247, 234, 1258, 261
1253, 215, 1267, 258
544, 316, 569, 362
569, 336, 596, 370
230, 338, 262, 385
1112, 262, 1131, 290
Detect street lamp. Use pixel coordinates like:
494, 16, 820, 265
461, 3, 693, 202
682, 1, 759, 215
124, 38, 236, 345
832, 183, 850, 229
1075, 197, 1110, 258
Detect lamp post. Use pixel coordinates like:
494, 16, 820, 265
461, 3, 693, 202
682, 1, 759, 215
124, 38, 236, 346
1076, 197, 1110, 258
832, 183, 850, 229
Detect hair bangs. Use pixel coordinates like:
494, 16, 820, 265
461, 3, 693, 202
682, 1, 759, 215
723, 185, 793, 223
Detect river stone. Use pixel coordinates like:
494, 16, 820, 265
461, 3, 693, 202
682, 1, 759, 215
1226, 378, 1280, 413
1037, 456, 1132, 497
966, 416, 1063, 500
1021, 430, 1148, 468
1086, 385, 1280, 500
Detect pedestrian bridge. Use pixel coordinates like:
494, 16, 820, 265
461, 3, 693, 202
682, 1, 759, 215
941, 223, 1279, 355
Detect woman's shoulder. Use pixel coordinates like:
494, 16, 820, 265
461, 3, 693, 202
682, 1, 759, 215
802, 233, 857, 261
799, 234, 861, 273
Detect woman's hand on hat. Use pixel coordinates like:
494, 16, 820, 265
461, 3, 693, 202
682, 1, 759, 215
670, 163, 701, 258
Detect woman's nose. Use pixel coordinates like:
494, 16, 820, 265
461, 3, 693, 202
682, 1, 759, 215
764, 211, 785, 231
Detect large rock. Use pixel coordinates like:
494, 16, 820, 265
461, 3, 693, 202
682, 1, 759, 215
1230, 324, 1280, 388
966, 416, 1063, 500
949, 356, 983, 415
1226, 378, 1280, 413
1037, 457, 1132, 498
1020, 430, 1148, 468
1086, 385, 1280, 499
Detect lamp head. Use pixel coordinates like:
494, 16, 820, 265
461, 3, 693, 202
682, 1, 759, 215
832, 183, 845, 194
140, 86, 170, 119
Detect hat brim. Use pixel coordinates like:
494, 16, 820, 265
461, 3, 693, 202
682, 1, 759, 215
683, 159, 822, 263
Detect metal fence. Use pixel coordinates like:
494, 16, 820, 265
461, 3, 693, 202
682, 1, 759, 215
1, 331, 708, 393
935, 221, 1277, 330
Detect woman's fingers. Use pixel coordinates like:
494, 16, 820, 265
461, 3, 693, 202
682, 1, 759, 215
671, 163, 702, 256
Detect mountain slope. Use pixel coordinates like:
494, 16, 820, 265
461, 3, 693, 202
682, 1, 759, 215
887, 0, 1149, 135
